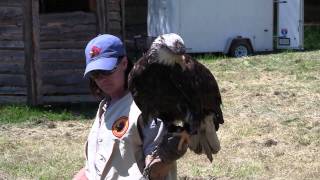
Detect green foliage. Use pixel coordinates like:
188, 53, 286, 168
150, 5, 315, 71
0, 105, 90, 124
304, 26, 320, 50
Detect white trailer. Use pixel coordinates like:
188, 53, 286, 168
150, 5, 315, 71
147, 0, 304, 57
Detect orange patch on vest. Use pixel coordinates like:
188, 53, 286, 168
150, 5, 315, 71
112, 116, 129, 138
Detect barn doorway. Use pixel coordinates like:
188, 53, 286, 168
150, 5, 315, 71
124, 0, 148, 59
37, 0, 98, 102
39, 0, 94, 14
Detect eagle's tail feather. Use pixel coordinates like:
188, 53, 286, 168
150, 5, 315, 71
205, 115, 220, 153
200, 134, 213, 162
189, 114, 221, 162
189, 132, 201, 154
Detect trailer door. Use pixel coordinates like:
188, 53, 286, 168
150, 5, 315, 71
277, 0, 304, 49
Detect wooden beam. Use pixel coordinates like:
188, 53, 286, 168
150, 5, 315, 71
104, 0, 110, 33
96, 0, 106, 33
23, 0, 41, 105
121, 0, 126, 41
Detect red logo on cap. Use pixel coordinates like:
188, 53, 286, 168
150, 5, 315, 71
90, 46, 102, 58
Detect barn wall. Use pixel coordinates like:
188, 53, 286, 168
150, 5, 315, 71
38, 0, 125, 103
39, 11, 98, 103
0, 0, 27, 104
0, 0, 144, 104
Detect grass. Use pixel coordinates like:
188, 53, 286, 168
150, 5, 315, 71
0, 122, 88, 179
1, 28, 320, 179
1, 50, 318, 179
0, 104, 96, 124
176, 50, 320, 179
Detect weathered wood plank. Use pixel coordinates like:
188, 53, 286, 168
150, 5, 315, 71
39, 23, 97, 41
109, 0, 120, 11
0, 7, 23, 25
0, 0, 24, 7
24, 0, 42, 105
0, 40, 24, 49
0, 62, 25, 74
109, 21, 121, 31
42, 70, 86, 86
42, 61, 85, 71
0, 95, 27, 104
109, 31, 122, 38
40, 41, 88, 49
0, 86, 27, 95
40, 24, 97, 34
0, 6, 23, 26
0, 25, 23, 40
109, 11, 121, 21
40, 12, 96, 26
0, 50, 25, 62
42, 84, 90, 95
40, 32, 96, 41
42, 95, 97, 103
0, 74, 26, 86
40, 49, 84, 61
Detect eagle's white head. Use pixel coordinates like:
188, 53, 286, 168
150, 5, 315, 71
148, 33, 186, 69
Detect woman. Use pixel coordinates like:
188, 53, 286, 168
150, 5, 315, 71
73, 34, 186, 180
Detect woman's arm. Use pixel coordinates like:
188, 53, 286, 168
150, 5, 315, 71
72, 168, 88, 180
141, 119, 187, 179
145, 154, 175, 179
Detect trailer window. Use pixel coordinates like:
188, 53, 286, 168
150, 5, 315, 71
39, 0, 95, 13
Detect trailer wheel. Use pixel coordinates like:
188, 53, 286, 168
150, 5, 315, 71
229, 40, 253, 58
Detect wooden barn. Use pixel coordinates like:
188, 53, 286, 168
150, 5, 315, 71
0, 0, 147, 105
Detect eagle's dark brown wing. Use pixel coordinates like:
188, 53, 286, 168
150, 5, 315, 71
169, 54, 224, 162
128, 53, 224, 162
170, 54, 224, 130
128, 55, 190, 126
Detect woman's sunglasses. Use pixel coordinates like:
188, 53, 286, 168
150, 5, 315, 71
90, 57, 124, 79
90, 66, 118, 79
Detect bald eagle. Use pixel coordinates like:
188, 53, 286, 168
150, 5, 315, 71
128, 33, 224, 161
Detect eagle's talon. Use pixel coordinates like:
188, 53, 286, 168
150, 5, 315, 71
172, 130, 190, 151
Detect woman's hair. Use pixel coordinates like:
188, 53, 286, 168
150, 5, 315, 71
88, 56, 133, 100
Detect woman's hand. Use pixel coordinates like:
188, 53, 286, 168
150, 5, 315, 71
145, 155, 174, 180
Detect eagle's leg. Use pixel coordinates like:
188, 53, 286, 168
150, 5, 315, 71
172, 130, 191, 151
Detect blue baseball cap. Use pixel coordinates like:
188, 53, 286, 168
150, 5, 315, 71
84, 34, 126, 77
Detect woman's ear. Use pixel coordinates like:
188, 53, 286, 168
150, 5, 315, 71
121, 56, 128, 70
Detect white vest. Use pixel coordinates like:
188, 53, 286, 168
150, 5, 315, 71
85, 93, 144, 180
85, 93, 177, 180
